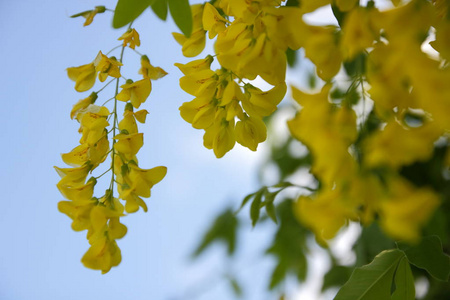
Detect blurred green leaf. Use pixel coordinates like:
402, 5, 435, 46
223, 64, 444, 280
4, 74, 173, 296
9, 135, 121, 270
334, 249, 404, 300
343, 52, 367, 78
250, 189, 264, 227
168, 0, 192, 37
285, 0, 299, 7
266, 200, 308, 289
193, 208, 239, 257
391, 257, 415, 300
227, 275, 243, 298
151, 0, 168, 20
397, 235, 450, 281
286, 48, 297, 68
113, 0, 155, 28
322, 265, 353, 291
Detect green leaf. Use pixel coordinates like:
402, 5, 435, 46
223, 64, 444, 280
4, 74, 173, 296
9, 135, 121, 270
151, 0, 168, 21
322, 265, 353, 291
168, 0, 192, 37
391, 257, 415, 300
397, 235, 450, 281
235, 192, 256, 214
334, 249, 405, 300
250, 189, 264, 227
227, 276, 243, 297
193, 208, 239, 257
113, 0, 156, 28
286, 48, 297, 68
264, 189, 282, 224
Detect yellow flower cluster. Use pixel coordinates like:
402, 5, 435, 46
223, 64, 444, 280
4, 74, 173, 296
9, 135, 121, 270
57, 28, 167, 273
174, 0, 305, 157
287, 0, 449, 244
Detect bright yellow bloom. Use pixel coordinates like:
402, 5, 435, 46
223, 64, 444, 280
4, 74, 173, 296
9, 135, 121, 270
118, 28, 141, 49
70, 6, 106, 27
81, 236, 121, 274
77, 105, 110, 146
58, 199, 97, 231
203, 111, 236, 158
174, 55, 214, 75
70, 92, 97, 119
303, 26, 343, 80
173, 4, 206, 57
179, 69, 217, 97
203, 3, 228, 39
133, 109, 149, 123
294, 188, 357, 244
116, 79, 152, 109
57, 177, 96, 202
241, 83, 286, 118
93, 51, 122, 82
235, 115, 267, 151
67, 63, 97, 92
364, 121, 442, 169
138, 55, 167, 80
341, 8, 378, 59
379, 176, 441, 243
114, 133, 144, 159
55, 163, 92, 187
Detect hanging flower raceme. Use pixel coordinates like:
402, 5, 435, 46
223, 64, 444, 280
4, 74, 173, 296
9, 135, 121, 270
57, 25, 167, 273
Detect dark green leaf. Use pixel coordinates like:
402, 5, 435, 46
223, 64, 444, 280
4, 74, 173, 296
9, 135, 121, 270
322, 265, 353, 291
236, 192, 256, 214
391, 257, 415, 300
113, 0, 156, 28
265, 202, 277, 224
334, 249, 405, 300
151, 0, 168, 20
285, 0, 299, 7
193, 208, 239, 257
273, 182, 294, 188
286, 48, 297, 68
397, 235, 450, 281
343, 52, 367, 77
250, 189, 264, 227
168, 0, 192, 37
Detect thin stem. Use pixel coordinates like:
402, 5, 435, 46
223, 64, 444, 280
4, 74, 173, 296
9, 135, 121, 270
106, 44, 122, 56
96, 78, 115, 94
102, 96, 115, 106
132, 48, 144, 56
95, 167, 112, 179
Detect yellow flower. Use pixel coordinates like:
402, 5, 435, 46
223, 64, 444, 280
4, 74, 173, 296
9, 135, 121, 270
379, 176, 441, 243
241, 83, 286, 118
114, 133, 144, 159
77, 105, 110, 146
116, 79, 152, 109
67, 62, 97, 92
70, 92, 98, 119
118, 28, 141, 49
174, 55, 214, 75
57, 177, 96, 201
363, 121, 442, 169
55, 163, 92, 187
203, 3, 228, 39
235, 115, 267, 151
138, 55, 168, 80
93, 51, 122, 82
58, 199, 97, 231
203, 111, 236, 158
173, 4, 206, 57
81, 236, 122, 274
70, 6, 106, 27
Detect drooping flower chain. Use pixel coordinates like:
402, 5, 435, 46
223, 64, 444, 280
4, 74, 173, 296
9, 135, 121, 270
56, 21, 167, 273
